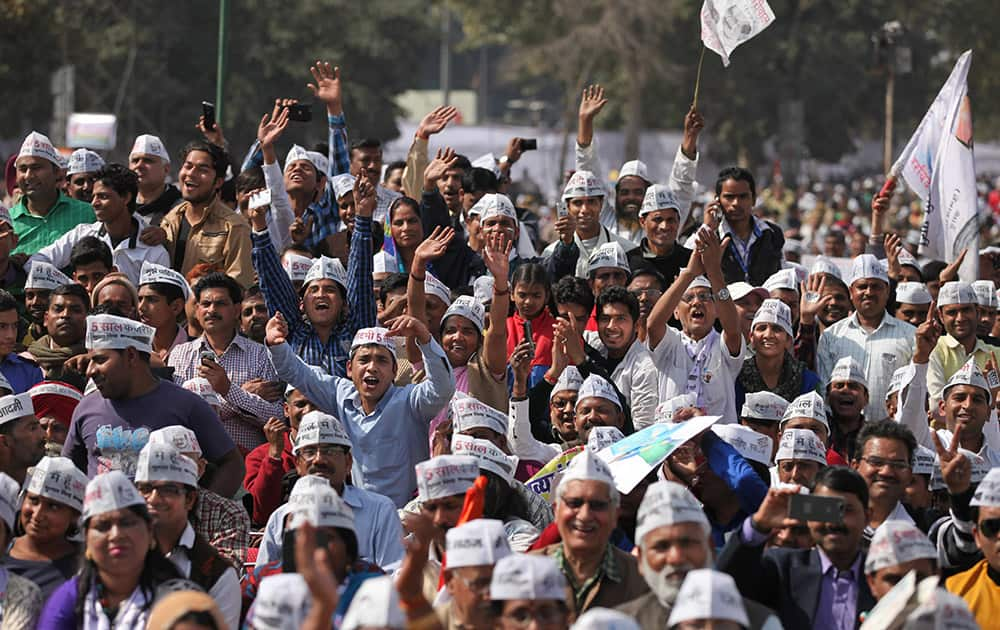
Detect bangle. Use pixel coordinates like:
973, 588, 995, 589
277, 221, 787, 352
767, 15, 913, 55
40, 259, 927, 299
493, 286, 510, 296
411, 273, 425, 282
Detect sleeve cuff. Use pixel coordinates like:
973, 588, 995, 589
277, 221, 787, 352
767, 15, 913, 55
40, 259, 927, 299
740, 516, 770, 546
328, 113, 346, 126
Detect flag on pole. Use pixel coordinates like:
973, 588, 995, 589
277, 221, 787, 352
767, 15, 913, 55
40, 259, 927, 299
700, 0, 776, 67
892, 51, 978, 281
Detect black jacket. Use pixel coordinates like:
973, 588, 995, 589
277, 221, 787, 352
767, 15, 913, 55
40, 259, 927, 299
721, 220, 785, 286
717, 528, 875, 629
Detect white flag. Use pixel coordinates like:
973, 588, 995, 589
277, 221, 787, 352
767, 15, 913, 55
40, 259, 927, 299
700, 0, 776, 67
894, 51, 978, 281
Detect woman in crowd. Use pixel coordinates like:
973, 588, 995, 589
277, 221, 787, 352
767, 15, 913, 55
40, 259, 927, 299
0, 472, 44, 628
38, 470, 183, 629
8, 457, 87, 601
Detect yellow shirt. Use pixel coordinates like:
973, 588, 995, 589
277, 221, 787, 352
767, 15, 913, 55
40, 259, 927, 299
946, 558, 1000, 628
927, 335, 1000, 404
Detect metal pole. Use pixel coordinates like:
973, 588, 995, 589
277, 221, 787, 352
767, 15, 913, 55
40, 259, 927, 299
883, 61, 894, 176
216, 0, 229, 125
440, 8, 450, 106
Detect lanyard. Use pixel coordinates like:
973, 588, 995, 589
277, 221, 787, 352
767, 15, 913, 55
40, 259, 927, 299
727, 221, 760, 281
683, 330, 718, 408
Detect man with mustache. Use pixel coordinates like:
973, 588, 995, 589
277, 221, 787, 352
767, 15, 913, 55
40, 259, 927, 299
617, 480, 781, 629
928, 281, 1000, 410
254, 411, 403, 569
0, 390, 45, 484
773, 428, 827, 487
851, 420, 919, 540
718, 466, 876, 629
532, 449, 649, 615
818, 254, 916, 423
23, 284, 90, 391
20, 262, 70, 348
168, 273, 283, 453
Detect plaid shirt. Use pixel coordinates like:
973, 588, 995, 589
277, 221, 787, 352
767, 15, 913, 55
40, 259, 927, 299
192, 488, 251, 571
251, 216, 376, 378
555, 543, 621, 612
327, 113, 400, 224
168, 334, 283, 451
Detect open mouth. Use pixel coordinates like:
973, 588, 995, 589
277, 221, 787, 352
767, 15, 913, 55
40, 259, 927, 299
362, 375, 380, 389
570, 520, 598, 535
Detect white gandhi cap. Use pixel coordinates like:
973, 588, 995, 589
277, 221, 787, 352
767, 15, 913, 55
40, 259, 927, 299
415, 455, 479, 502
490, 553, 567, 601
635, 480, 710, 544
25, 456, 88, 513
666, 569, 749, 628
445, 518, 511, 568
341, 575, 405, 630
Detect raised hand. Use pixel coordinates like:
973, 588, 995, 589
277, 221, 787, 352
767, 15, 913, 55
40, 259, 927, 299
509, 340, 533, 393
386, 314, 431, 344
423, 147, 458, 189
913, 300, 941, 364
482, 232, 512, 282
504, 137, 524, 167
307, 61, 342, 116
554, 316, 586, 365
416, 105, 459, 140
245, 187, 270, 231
414, 225, 455, 267
800, 274, 833, 326
751, 485, 803, 532
353, 172, 376, 218
262, 417, 289, 459
931, 430, 971, 495
196, 115, 226, 148
681, 106, 705, 159
578, 84, 607, 121
884, 233, 904, 280
266, 312, 289, 346
939, 248, 968, 284
554, 211, 576, 245
257, 101, 291, 148
294, 521, 341, 620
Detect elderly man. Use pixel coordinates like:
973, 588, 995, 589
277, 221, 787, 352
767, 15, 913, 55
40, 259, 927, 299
617, 480, 780, 629
134, 442, 240, 630
865, 520, 938, 601
773, 428, 827, 487
531, 449, 648, 614
572, 374, 629, 443
11, 132, 95, 256
817, 254, 916, 422
435, 519, 511, 629
256, 411, 403, 569
129, 134, 182, 225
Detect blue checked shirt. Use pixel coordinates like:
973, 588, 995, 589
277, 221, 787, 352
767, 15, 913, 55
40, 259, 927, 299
251, 215, 376, 377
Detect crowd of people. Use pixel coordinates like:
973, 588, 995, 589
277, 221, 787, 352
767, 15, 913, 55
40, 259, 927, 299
0, 58, 997, 629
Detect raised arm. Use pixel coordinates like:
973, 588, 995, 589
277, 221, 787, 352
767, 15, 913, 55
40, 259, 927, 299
403, 106, 459, 199
481, 233, 512, 376
265, 313, 342, 412
696, 227, 741, 356
575, 85, 614, 229
307, 61, 351, 176
669, 106, 704, 216
406, 225, 455, 362
257, 102, 294, 252
248, 194, 306, 336
345, 172, 377, 335
647, 255, 703, 350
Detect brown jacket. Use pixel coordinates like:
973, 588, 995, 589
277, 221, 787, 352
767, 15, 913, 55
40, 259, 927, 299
617, 591, 780, 630
161, 197, 253, 288
533, 543, 649, 616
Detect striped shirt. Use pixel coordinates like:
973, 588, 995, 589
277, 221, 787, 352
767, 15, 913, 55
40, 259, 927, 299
251, 216, 376, 378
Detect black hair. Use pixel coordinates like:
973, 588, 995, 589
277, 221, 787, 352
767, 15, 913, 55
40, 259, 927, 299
854, 419, 918, 465
171, 611, 220, 630
312, 142, 329, 156
462, 167, 499, 195
139, 281, 185, 305
235, 166, 265, 195
51, 283, 91, 311
0, 290, 17, 314
283, 244, 312, 256
813, 466, 869, 509
630, 265, 667, 291
384, 160, 406, 182
388, 196, 420, 223
244, 284, 262, 299
379, 273, 409, 307
180, 140, 229, 179
349, 138, 382, 157
93, 164, 139, 213
596, 286, 640, 323
450, 155, 472, 174
70, 236, 113, 272
192, 272, 243, 304
715, 166, 757, 199
75, 504, 183, 621
511, 263, 551, 295
553, 275, 595, 312
922, 261, 947, 284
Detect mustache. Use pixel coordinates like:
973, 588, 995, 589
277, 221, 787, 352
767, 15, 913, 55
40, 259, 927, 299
817, 524, 849, 536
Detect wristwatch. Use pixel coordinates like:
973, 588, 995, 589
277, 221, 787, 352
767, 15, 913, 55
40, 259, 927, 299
715, 287, 731, 302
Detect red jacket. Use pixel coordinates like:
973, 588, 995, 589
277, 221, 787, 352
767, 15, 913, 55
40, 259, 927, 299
507, 309, 556, 369
243, 433, 295, 526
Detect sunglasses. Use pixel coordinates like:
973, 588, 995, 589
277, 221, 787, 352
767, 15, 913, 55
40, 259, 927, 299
979, 517, 1000, 538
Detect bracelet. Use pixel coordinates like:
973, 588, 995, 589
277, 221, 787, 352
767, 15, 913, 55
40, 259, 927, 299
411, 273, 426, 282
493, 286, 510, 296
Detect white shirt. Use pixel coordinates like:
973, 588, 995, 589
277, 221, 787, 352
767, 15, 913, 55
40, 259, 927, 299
28, 215, 170, 285
257, 160, 297, 253
542, 225, 637, 278
584, 331, 659, 428
164, 524, 241, 630
817, 311, 916, 423
507, 398, 561, 464
650, 327, 747, 423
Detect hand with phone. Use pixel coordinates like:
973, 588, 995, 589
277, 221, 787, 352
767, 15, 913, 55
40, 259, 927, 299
198, 351, 231, 395
702, 198, 722, 230
197, 102, 226, 148
750, 484, 804, 533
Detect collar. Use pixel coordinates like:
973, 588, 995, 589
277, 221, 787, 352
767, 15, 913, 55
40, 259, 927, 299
10, 190, 68, 218
342, 484, 363, 509
719, 215, 768, 240
942, 333, 992, 355
198, 332, 248, 356
817, 546, 862, 580
846, 311, 892, 331
554, 542, 622, 584
178, 523, 196, 550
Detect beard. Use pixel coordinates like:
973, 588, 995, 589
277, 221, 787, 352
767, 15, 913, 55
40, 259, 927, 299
638, 552, 712, 608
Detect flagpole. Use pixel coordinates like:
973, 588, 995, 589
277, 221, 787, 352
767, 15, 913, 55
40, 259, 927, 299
692, 45, 707, 109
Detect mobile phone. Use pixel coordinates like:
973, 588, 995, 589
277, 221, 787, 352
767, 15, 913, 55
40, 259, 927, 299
519, 138, 537, 152
286, 103, 313, 122
200, 351, 216, 365
522, 320, 533, 344
249, 189, 272, 210
201, 101, 216, 131
788, 493, 844, 524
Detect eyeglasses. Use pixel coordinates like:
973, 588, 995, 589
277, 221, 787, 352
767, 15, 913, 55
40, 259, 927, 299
561, 496, 610, 512
299, 445, 346, 459
550, 397, 576, 409
979, 517, 1000, 538
681, 292, 715, 304
454, 573, 492, 594
859, 456, 910, 471
503, 605, 566, 627
136, 483, 186, 498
